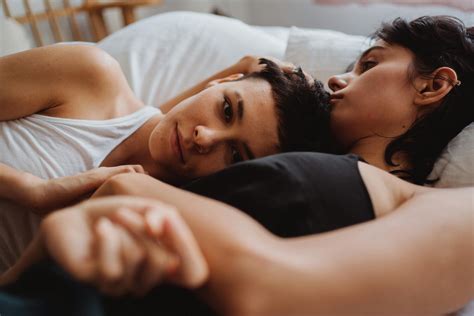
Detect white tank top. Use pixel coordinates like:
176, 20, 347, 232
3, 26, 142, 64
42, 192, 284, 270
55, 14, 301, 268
0, 106, 161, 272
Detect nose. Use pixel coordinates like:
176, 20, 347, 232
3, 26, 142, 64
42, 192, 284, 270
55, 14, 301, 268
193, 125, 227, 154
328, 72, 351, 92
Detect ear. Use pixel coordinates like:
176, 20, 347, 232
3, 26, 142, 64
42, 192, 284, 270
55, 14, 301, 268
205, 73, 244, 89
413, 67, 459, 106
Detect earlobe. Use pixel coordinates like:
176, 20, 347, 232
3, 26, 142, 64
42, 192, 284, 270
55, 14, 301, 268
414, 67, 459, 107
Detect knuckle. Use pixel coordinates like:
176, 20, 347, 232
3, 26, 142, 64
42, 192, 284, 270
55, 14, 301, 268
128, 245, 146, 267
124, 166, 136, 173
101, 268, 122, 284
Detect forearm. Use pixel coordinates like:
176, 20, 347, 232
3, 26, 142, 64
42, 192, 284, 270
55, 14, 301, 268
95, 174, 474, 315
0, 163, 38, 203
93, 174, 279, 313
264, 187, 474, 315
158, 61, 244, 113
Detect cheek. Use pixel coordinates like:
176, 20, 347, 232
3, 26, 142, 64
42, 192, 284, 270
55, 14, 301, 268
189, 151, 227, 177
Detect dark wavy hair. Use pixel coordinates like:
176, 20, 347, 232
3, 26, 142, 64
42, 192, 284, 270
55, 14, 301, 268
243, 58, 332, 153
373, 16, 474, 184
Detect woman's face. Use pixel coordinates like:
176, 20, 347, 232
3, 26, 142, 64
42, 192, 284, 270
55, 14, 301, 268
148, 78, 279, 184
328, 40, 420, 150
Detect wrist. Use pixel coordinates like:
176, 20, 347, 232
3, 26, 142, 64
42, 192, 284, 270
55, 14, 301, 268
15, 173, 46, 208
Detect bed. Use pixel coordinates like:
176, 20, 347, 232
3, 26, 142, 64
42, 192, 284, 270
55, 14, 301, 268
94, 11, 473, 189
1, 10, 473, 315
97, 12, 474, 315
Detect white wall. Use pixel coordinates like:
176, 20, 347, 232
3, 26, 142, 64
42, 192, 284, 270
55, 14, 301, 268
1, 0, 473, 44
135, 0, 473, 36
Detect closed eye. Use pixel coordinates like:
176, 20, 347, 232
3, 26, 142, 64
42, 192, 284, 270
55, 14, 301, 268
359, 60, 377, 73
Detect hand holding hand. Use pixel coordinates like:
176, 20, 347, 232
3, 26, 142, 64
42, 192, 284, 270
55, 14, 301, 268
40, 196, 209, 296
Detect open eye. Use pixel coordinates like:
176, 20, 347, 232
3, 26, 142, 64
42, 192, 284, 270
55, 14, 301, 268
231, 146, 243, 164
360, 60, 377, 73
223, 98, 233, 122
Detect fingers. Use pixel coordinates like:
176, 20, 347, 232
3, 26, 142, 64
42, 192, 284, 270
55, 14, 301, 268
94, 217, 123, 292
110, 208, 179, 294
64, 197, 208, 295
100, 224, 147, 296
115, 202, 209, 288
103, 164, 147, 176
157, 209, 209, 288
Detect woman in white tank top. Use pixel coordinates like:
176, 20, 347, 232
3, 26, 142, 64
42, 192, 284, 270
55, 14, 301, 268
0, 45, 328, 270
0, 45, 329, 211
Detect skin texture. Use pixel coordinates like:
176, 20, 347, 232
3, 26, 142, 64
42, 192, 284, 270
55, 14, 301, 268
328, 41, 418, 148
145, 78, 279, 184
327, 40, 457, 171
0, 45, 281, 206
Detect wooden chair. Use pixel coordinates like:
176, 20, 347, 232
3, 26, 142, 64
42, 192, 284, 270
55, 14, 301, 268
1, 0, 162, 46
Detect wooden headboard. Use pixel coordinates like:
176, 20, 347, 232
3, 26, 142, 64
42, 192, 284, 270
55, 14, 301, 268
1, 0, 162, 46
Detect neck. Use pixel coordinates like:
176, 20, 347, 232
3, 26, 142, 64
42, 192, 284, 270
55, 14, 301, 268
113, 114, 164, 175
349, 136, 408, 173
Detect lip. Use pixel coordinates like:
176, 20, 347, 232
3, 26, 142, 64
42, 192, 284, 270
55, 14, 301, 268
329, 93, 343, 105
171, 123, 186, 164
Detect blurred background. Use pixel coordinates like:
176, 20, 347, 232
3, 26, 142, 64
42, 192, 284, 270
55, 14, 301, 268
1, 0, 473, 54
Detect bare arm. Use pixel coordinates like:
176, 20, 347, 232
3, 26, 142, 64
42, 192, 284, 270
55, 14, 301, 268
0, 162, 146, 214
158, 59, 246, 113
0, 44, 139, 121
158, 55, 294, 113
95, 174, 473, 316
262, 187, 474, 316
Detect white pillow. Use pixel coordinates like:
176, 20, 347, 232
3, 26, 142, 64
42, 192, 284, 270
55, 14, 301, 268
97, 11, 286, 108
284, 26, 370, 88
429, 123, 474, 188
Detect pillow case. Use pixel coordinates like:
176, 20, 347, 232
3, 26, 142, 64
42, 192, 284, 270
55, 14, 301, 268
429, 123, 474, 188
97, 11, 286, 108
284, 26, 370, 87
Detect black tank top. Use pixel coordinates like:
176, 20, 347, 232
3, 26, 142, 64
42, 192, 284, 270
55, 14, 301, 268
184, 152, 375, 237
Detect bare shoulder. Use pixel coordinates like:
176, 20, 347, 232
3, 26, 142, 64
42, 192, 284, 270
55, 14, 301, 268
357, 162, 425, 218
39, 45, 143, 119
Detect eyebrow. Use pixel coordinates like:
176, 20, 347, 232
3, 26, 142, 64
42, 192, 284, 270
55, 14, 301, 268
235, 90, 244, 121
358, 45, 386, 62
234, 90, 255, 160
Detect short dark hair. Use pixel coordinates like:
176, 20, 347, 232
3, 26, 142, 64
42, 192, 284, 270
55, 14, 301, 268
373, 16, 474, 184
243, 58, 332, 153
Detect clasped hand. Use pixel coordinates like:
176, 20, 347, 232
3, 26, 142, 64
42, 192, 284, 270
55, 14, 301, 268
40, 196, 209, 296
